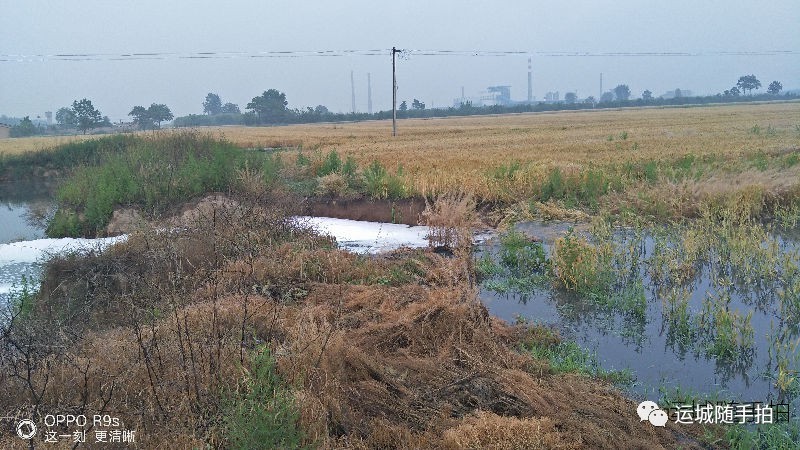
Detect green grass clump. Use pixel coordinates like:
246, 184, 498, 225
316, 149, 342, 176
725, 420, 800, 449
47, 133, 254, 237
698, 296, 755, 365
498, 231, 548, 276
362, 160, 407, 199
552, 229, 614, 297
478, 231, 551, 294
520, 326, 633, 384
223, 346, 307, 449
538, 167, 612, 209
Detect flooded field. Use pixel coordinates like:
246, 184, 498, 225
478, 216, 800, 417
4, 179, 798, 421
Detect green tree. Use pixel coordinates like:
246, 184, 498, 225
129, 103, 173, 129
767, 81, 783, 95
128, 106, 149, 129
411, 98, 426, 110
246, 89, 290, 124
72, 98, 103, 134
599, 92, 615, 103
613, 84, 631, 101
221, 102, 240, 114
203, 93, 222, 115
399, 100, 408, 111
55, 107, 76, 128
147, 103, 173, 128
10, 116, 38, 137
736, 75, 761, 95
564, 92, 577, 104
729, 86, 741, 97
642, 90, 653, 101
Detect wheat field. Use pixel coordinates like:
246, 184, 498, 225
3, 102, 799, 198
194, 102, 800, 195
212, 102, 800, 197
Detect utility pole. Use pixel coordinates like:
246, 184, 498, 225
392, 46, 400, 136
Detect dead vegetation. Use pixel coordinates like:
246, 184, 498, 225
0, 193, 716, 448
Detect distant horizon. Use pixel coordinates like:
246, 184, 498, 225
2, 1, 798, 121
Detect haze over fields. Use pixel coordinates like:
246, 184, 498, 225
1, 0, 799, 120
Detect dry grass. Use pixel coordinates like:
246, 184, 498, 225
200, 102, 800, 196
0, 133, 103, 155
0, 197, 715, 448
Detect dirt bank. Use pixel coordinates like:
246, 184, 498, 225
105, 195, 426, 235
305, 197, 427, 225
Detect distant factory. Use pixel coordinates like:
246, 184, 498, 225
453, 58, 570, 107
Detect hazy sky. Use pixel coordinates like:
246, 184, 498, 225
1, 0, 798, 121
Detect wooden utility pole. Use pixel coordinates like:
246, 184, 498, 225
392, 46, 400, 136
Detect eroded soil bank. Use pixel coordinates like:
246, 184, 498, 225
304, 197, 426, 226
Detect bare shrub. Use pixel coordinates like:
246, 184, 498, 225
422, 192, 478, 252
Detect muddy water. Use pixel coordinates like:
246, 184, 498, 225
478, 221, 800, 416
0, 181, 51, 300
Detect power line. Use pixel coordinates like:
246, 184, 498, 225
0, 48, 797, 62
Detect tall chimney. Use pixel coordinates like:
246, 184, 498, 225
527, 58, 532, 103
351, 70, 356, 114
367, 73, 373, 114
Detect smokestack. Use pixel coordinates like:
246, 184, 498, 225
527, 58, 532, 103
600, 73, 603, 98
367, 73, 373, 114
351, 70, 356, 114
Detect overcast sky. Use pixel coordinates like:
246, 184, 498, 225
1, 0, 798, 121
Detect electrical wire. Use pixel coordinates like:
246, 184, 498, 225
0, 48, 797, 62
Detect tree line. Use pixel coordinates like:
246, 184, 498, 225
174, 74, 791, 128
2, 74, 793, 138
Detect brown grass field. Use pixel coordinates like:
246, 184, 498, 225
4, 102, 798, 201
3, 102, 798, 164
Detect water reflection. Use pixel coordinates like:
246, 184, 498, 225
478, 220, 800, 415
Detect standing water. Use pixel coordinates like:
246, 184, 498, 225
477, 220, 800, 419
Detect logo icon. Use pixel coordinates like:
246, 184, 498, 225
637, 401, 668, 427
16, 419, 37, 439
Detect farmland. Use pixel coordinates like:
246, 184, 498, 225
2, 102, 800, 448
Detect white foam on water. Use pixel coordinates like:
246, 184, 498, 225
297, 216, 430, 254
0, 236, 127, 264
